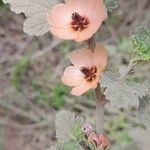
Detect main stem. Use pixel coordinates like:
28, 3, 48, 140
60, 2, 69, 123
86, 37, 105, 135
95, 83, 105, 135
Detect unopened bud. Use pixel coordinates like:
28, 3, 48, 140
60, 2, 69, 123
81, 123, 93, 136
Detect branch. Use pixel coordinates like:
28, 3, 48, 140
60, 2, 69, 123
119, 56, 136, 80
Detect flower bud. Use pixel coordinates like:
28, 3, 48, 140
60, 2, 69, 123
81, 123, 93, 136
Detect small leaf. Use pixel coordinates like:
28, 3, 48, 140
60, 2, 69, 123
102, 72, 149, 108
104, 0, 118, 12
2, 0, 59, 35
131, 27, 150, 61
56, 110, 84, 144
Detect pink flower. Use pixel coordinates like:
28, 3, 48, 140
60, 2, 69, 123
61, 43, 107, 96
82, 123, 93, 136
47, 0, 107, 42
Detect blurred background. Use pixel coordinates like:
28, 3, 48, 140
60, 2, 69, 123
0, 0, 150, 149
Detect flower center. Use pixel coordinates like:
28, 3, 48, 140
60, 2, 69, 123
71, 12, 89, 32
81, 66, 97, 82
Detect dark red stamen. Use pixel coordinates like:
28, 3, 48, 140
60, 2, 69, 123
71, 12, 89, 31
81, 66, 97, 82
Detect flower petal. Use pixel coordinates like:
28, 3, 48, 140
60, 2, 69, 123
47, 4, 77, 39
66, 0, 107, 20
65, 0, 89, 14
94, 43, 108, 70
87, 0, 107, 22
71, 81, 91, 96
49, 27, 77, 40
66, 0, 107, 42
61, 66, 84, 86
47, 4, 70, 28
71, 80, 97, 96
75, 22, 102, 42
70, 47, 94, 68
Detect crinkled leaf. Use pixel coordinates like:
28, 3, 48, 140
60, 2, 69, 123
131, 27, 150, 61
104, 0, 118, 12
56, 110, 84, 144
129, 82, 149, 98
137, 97, 150, 128
102, 72, 149, 108
2, 0, 59, 36
101, 71, 118, 86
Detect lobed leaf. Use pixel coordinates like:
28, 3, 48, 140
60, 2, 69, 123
2, 0, 59, 36
55, 110, 84, 144
102, 72, 149, 108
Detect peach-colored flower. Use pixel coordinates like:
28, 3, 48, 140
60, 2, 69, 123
88, 132, 100, 147
99, 135, 109, 149
88, 133, 109, 149
61, 43, 107, 96
47, 0, 107, 42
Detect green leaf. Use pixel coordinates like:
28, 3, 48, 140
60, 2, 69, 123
2, 0, 59, 35
56, 110, 84, 144
102, 72, 149, 108
104, 0, 118, 12
131, 27, 150, 61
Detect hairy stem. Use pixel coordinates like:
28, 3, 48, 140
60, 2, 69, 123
95, 83, 105, 135
85, 35, 96, 52
119, 55, 136, 80
86, 37, 106, 135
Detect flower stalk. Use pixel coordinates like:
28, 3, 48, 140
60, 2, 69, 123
95, 83, 105, 135
86, 37, 106, 136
